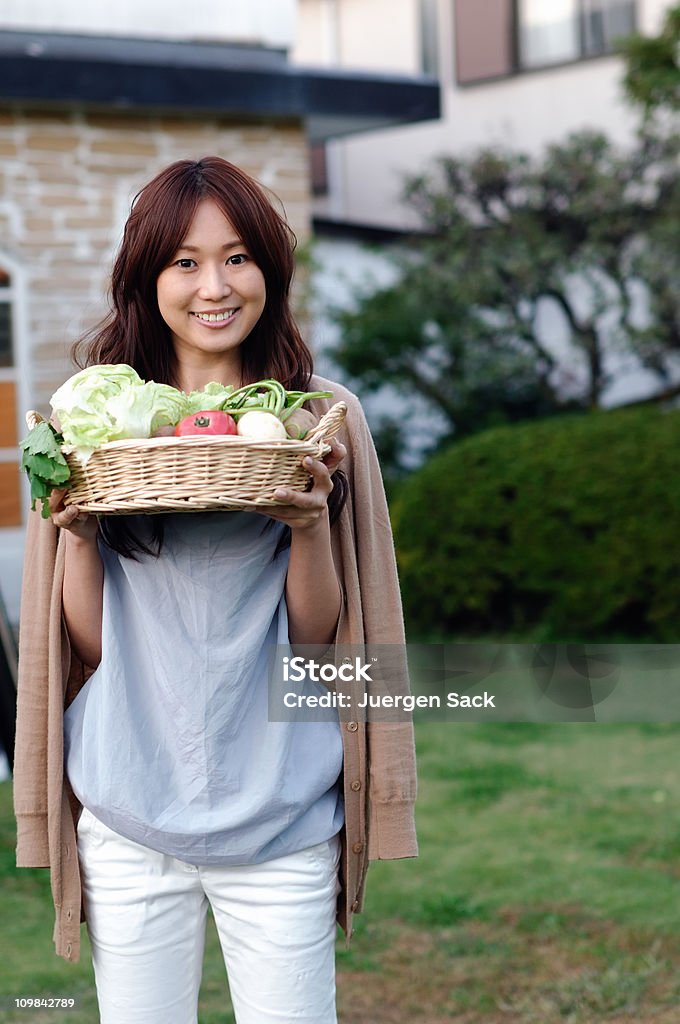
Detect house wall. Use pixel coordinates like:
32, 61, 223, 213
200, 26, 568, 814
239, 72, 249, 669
0, 106, 310, 621
292, 0, 420, 71
294, 0, 673, 228
0, 0, 296, 48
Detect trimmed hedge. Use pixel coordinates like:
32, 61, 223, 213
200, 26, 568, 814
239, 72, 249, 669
392, 405, 680, 641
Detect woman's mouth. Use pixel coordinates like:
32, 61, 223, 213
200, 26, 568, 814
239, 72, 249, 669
191, 309, 239, 325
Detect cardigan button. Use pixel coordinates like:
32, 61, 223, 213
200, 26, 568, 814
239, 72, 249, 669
350, 779, 362, 791
346, 721, 358, 732
352, 842, 364, 854
351, 900, 360, 912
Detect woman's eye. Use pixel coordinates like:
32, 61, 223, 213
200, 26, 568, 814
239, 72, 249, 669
227, 254, 249, 266
174, 258, 196, 269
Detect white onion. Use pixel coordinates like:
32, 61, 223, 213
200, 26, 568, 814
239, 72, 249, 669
236, 411, 287, 440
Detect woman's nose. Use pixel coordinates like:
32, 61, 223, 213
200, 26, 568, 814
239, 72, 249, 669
197, 264, 232, 300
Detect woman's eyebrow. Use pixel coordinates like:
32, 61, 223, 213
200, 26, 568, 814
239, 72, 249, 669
176, 240, 243, 253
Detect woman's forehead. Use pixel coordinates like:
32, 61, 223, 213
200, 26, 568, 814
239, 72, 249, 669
178, 199, 242, 248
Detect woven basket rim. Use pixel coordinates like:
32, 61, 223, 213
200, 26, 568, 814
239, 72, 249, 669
62, 433, 327, 455
28, 400, 347, 455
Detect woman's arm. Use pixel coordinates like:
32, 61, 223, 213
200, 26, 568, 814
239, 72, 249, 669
48, 489, 103, 668
285, 507, 341, 647
260, 440, 346, 648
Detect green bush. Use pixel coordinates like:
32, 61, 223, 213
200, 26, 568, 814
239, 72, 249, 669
392, 405, 680, 641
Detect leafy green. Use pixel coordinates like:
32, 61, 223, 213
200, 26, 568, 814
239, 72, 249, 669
184, 381, 235, 414
184, 381, 332, 419
50, 364, 188, 463
45, 365, 333, 467
19, 420, 71, 519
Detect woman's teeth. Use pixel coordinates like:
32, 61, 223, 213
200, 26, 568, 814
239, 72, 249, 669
193, 310, 236, 322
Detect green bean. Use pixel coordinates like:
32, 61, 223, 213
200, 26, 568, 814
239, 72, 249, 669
219, 379, 332, 422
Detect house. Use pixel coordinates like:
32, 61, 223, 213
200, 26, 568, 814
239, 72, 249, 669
291, 0, 672, 457
293, 0, 666, 229
0, 0, 439, 623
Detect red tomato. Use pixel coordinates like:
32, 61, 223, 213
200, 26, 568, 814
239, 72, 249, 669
174, 410, 237, 436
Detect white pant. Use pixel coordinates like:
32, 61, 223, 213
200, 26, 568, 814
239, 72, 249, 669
77, 807, 341, 1024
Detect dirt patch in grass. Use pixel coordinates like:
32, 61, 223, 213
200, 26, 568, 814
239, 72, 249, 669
337, 907, 680, 1023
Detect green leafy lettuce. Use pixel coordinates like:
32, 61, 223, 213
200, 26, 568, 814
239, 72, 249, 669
184, 381, 236, 414
19, 420, 71, 518
50, 364, 188, 464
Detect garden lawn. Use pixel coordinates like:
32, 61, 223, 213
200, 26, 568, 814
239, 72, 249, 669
2, 723, 680, 1022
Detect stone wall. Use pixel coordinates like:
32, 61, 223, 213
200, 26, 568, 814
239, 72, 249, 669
0, 106, 311, 408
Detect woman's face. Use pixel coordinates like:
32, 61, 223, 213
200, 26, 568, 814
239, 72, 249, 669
156, 198, 266, 379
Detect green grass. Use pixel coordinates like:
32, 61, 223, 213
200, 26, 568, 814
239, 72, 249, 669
4, 723, 680, 1022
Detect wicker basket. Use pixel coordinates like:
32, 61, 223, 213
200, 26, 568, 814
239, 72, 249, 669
25, 402, 347, 514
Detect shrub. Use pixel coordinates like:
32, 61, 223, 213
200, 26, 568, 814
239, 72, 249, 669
392, 405, 680, 641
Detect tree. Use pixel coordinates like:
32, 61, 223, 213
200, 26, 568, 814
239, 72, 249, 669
329, 130, 680, 473
620, 3, 680, 116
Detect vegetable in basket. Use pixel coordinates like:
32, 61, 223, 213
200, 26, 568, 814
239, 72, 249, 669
236, 412, 288, 440
51, 364, 186, 463
283, 408, 318, 440
47, 366, 331, 460
19, 420, 70, 519
174, 411, 237, 436
19, 363, 334, 516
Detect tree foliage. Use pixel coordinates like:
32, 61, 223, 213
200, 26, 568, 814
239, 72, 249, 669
620, 3, 680, 114
329, 130, 680, 472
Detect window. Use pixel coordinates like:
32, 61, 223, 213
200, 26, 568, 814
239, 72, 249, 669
454, 0, 636, 84
518, 0, 636, 69
0, 264, 22, 528
420, 0, 439, 76
519, 0, 580, 67
581, 0, 636, 57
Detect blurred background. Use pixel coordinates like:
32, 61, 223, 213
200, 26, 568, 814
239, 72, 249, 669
3, 2, 680, 1021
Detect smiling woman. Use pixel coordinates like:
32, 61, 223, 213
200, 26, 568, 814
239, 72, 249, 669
13, 156, 418, 1024
75, 157, 312, 394
156, 199, 267, 391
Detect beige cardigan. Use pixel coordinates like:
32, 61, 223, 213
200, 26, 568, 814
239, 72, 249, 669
13, 375, 418, 961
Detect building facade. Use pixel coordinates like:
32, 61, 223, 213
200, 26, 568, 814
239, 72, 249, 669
293, 0, 668, 229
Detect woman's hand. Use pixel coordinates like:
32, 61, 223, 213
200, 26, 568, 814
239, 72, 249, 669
48, 488, 99, 542
256, 439, 347, 531
318, 437, 346, 477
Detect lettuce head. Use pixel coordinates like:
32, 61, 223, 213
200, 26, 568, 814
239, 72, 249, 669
50, 364, 189, 463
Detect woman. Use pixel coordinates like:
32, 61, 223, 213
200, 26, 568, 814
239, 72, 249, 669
13, 157, 417, 1024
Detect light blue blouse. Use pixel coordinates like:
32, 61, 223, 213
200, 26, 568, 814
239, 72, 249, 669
64, 512, 344, 865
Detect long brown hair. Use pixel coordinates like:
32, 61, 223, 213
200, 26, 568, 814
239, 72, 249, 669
76, 157, 347, 556
75, 156, 313, 389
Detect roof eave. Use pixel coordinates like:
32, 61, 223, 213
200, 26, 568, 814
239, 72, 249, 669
0, 31, 441, 141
